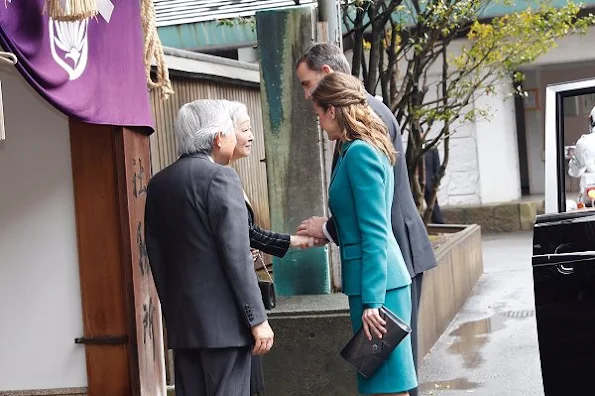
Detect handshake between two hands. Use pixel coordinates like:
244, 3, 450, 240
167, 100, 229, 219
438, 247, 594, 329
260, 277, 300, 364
291, 215, 330, 249
250, 216, 329, 262
250, 215, 330, 262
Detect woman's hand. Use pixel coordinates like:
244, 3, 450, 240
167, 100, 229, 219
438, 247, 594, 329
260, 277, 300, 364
362, 308, 387, 341
251, 248, 260, 262
290, 235, 313, 248
290, 235, 327, 249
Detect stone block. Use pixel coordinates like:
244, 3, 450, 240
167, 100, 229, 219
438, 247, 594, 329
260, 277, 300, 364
536, 199, 546, 215
417, 268, 438, 363
431, 253, 457, 338
448, 171, 479, 196
443, 205, 494, 231
262, 295, 357, 396
462, 227, 484, 291
519, 201, 538, 231
493, 203, 521, 232
450, 241, 473, 314
466, 206, 495, 232
448, 193, 481, 206
469, 228, 484, 284
448, 138, 479, 173
442, 206, 466, 224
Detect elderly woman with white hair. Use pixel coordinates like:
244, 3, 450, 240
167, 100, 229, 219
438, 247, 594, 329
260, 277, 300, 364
145, 99, 274, 396
227, 100, 315, 253
226, 100, 317, 395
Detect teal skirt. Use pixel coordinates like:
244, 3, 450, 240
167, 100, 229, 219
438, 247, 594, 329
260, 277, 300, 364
348, 286, 418, 395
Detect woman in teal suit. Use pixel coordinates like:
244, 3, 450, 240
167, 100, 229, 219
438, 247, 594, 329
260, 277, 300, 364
311, 72, 417, 396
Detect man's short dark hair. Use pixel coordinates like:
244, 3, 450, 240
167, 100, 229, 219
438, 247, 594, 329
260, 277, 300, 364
296, 42, 351, 74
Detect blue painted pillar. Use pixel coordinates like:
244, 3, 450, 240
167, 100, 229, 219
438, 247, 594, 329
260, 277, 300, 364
256, 6, 331, 296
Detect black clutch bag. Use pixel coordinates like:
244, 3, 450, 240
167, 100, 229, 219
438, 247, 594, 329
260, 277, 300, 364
340, 306, 411, 378
255, 254, 276, 310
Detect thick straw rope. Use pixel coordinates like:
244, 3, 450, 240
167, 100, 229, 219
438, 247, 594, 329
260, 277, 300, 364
6, 0, 172, 98
141, 0, 174, 100
45, 0, 98, 21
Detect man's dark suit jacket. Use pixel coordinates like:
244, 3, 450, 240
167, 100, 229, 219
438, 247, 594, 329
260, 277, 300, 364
328, 94, 437, 277
145, 153, 267, 350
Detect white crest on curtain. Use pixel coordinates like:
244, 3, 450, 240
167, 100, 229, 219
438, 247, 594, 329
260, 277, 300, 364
47, 0, 114, 80
49, 18, 89, 80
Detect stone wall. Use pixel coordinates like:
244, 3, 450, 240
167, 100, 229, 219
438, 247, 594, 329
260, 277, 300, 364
442, 199, 545, 233
417, 224, 484, 359
438, 123, 482, 206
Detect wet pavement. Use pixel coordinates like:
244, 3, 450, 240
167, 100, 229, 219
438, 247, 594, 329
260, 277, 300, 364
418, 231, 545, 396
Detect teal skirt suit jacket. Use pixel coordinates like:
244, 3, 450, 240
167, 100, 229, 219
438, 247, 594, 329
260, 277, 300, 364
329, 139, 418, 394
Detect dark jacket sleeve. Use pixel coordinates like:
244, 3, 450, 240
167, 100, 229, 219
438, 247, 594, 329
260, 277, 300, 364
246, 202, 290, 257
208, 167, 267, 328
249, 224, 290, 257
325, 216, 339, 245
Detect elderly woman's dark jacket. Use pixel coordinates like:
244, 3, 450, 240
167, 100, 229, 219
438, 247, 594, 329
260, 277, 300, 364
246, 201, 290, 257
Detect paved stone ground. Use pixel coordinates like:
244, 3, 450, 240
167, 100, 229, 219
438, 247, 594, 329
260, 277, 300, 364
418, 231, 545, 396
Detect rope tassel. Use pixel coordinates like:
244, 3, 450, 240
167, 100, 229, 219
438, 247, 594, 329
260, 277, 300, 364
141, 0, 174, 100
45, 0, 98, 21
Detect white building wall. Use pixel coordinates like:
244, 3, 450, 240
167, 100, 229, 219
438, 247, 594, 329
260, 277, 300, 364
475, 81, 522, 203
347, 39, 521, 206
526, 26, 595, 67
439, 27, 595, 201
435, 84, 522, 206
422, 38, 522, 205
0, 68, 87, 390
419, 77, 522, 206
438, 112, 482, 206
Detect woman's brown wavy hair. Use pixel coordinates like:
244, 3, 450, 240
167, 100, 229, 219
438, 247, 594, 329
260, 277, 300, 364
311, 72, 396, 165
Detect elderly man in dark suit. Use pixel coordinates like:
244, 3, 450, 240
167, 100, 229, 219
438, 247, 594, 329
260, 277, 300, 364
144, 99, 274, 396
295, 43, 437, 396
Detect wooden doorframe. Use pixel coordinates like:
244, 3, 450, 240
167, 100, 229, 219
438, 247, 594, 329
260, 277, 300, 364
70, 121, 165, 396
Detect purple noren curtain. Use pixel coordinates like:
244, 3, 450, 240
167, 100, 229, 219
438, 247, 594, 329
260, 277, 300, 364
0, 0, 154, 134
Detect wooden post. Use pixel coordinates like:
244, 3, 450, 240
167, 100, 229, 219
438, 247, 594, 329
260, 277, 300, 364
70, 121, 166, 396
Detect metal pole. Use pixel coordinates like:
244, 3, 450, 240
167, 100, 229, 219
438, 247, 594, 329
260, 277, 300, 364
317, 0, 342, 48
